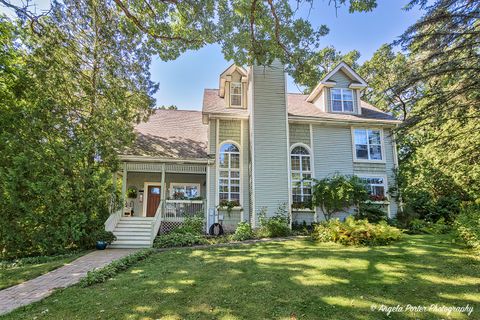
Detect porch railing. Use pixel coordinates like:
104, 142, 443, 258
105, 208, 122, 232
163, 200, 205, 222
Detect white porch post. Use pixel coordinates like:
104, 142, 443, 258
160, 163, 166, 217
121, 162, 127, 209
111, 172, 117, 213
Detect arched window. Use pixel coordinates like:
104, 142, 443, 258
219, 143, 240, 204
290, 145, 312, 205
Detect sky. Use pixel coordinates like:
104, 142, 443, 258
1, 0, 426, 110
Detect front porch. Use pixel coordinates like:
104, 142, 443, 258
105, 160, 209, 248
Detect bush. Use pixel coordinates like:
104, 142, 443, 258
454, 205, 480, 249
354, 203, 388, 223
406, 218, 451, 235
92, 230, 116, 244
311, 216, 403, 246
153, 232, 207, 248
174, 216, 204, 235
232, 222, 254, 241
257, 205, 291, 238
80, 249, 154, 287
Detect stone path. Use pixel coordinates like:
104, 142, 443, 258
0, 249, 137, 316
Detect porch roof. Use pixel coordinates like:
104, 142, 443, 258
122, 109, 208, 160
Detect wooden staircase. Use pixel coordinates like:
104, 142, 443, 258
109, 217, 155, 248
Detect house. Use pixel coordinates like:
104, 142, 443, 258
105, 61, 401, 248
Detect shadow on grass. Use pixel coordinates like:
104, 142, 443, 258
2, 235, 479, 320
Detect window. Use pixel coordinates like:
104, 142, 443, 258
331, 88, 354, 112
353, 128, 383, 161
230, 82, 242, 107
291, 145, 312, 205
218, 143, 240, 203
170, 183, 200, 200
359, 176, 386, 200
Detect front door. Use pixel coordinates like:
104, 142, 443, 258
146, 186, 161, 217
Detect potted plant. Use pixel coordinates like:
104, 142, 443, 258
94, 230, 116, 250
217, 200, 241, 217
126, 186, 138, 199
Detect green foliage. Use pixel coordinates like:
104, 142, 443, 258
312, 174, 368, 221
311, 216, 403, 246
173, 216, 205, 235
232, 222, 254, 241
407, 218, 451, 235
454, 205, 480, 250
257, 205, 291, 238
354, 203, 388, 223
80, 249, 154, 287
0, 0, 155, 258
154, 233, 207, 248
92, 230, 116, 245
126, 187, 138, 199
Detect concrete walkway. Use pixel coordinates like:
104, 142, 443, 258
0, 249, 137, 316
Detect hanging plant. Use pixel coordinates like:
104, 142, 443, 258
126, 186, 138, 199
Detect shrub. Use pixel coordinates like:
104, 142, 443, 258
80, 249, 154, 287
174, 215, 205, 235
354, 203, 388, 223
257, 205, 291, 238
406, 218, 451, 235
454, 205, 480, 249
92, 230, 116, 244
311, 216, 403, 246
232, 222, 254, 241
153, 232, 207, 248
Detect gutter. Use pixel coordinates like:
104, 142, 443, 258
288, 115, 402, 127
119, 155, 215, 165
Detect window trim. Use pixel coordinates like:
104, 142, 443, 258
356, 173, 390, 217
330, 88, 355, 113
169, 182, 201, 200
351, 127, 386, 163
217, 141, 241, 205
357, 174, 388, 197
229, 82, 242, 108
290, 143, 313, 205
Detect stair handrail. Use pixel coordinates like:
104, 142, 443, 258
150, 199, 164, 245
105, 208, 123, 232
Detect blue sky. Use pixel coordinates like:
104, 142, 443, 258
1, 0, 425, 110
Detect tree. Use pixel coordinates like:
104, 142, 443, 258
312, 174, 368, 221
158, 105, 178, 110
0, 0, 156, 258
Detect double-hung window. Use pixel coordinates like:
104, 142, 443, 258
353, 128, 383, 161
230, 82, 242, 107
331, 88, 354, 112
219, 143, 240, 204
170, 183, 200, 200
359, 176, 386, 200
290, 146, 312, 205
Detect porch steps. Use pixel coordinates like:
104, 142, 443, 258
109, 217, 155, 248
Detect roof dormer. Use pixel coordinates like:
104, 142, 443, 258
219, 64, 248, 109
306, 62, 367, 115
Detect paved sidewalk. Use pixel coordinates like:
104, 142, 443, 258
0, 249, 137, 316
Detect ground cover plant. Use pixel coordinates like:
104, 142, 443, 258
2, 235, 478, 320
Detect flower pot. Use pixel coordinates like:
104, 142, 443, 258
96, 241, 107, 250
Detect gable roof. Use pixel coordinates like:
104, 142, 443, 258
202, 89, 398, 124
122, 109, 208, 160
306, 61, 368, 102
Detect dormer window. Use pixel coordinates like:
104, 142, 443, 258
230, 82, 242, 107
331, 88, 354, 112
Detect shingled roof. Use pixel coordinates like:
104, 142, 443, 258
123, 109, 208, 160
203, 89, 398, 123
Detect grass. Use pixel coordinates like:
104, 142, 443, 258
2, 235, 479, 320
0, 252, 87, 290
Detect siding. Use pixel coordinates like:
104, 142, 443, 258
251, 60, 290, 222
241, 120, 250, 220
312, 125, 354, 179
207, 120, 217, 225
326, 70, 359, 114
219, 119, 241, 144
289, 123, 310, 147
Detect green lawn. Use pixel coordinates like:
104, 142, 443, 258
2, 235, 479, 320
0, 252, 86, 290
